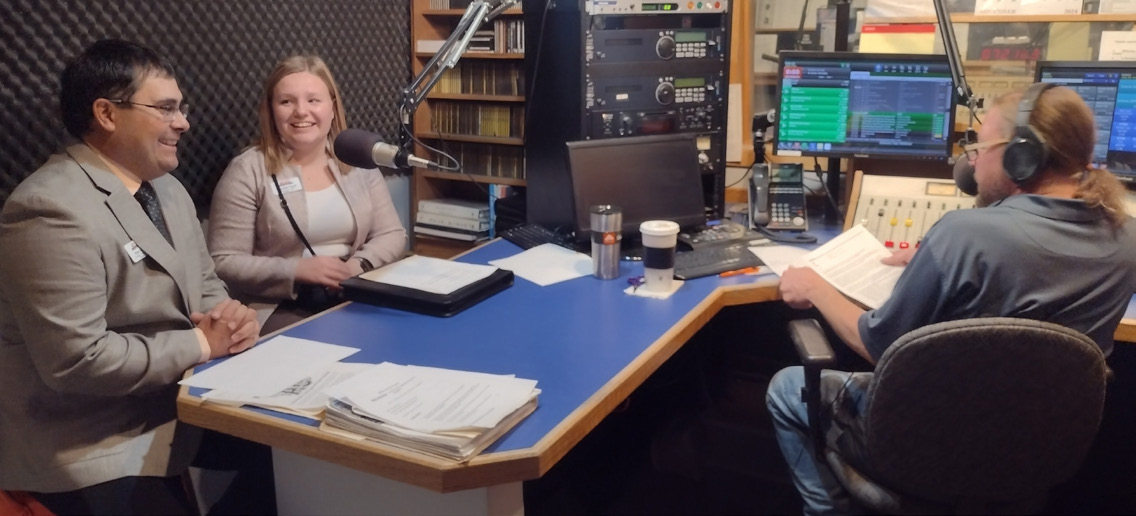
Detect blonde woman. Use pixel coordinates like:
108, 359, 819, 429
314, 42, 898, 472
209, 55, 407, 334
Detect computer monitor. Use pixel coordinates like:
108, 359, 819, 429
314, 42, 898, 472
566, 133, 706, 242
774, 51, 956, 161
1036, 61, 1136, 184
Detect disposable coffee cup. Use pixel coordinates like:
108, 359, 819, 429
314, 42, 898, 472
639, 220, 680, 292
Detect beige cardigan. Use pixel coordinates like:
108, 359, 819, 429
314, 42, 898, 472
207, 147, 407, 323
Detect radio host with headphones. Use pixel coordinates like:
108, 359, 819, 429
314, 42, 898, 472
764, 83, 1136, 515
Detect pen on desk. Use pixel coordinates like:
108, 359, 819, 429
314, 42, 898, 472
719, 267, 762, 278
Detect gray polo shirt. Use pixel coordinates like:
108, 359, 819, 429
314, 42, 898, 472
859, 194, 1136, 360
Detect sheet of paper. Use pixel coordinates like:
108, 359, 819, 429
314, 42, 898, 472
726, 84, 742, 163
328, 362, 539, 434
202, 361, 372, 417
1100, 31, 1136, 61
1101, 0, 1136, 13
800, 225, 903, 310
864, 0, 935, 18
750, 244, 811, 277
179, 336, 360, 397
975, 0, 1080, 14
488, 243, 592, 286
859, 24, 936, 55
1047, 23, 1092, 61
359, 254, 498, 295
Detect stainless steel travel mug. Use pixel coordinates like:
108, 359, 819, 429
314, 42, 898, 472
590, 205, 622, 279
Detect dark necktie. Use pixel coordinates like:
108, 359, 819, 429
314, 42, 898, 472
134, 181, 173, 246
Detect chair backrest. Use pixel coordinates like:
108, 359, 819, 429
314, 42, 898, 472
864, 317, 1107, 504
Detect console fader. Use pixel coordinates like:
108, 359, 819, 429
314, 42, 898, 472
845, 171, 975, 249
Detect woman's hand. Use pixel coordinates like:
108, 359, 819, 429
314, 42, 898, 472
295, 256, 354, 289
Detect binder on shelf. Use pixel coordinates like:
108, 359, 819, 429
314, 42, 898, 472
414, 224, 490, 242
415, 211, 490, 232
341, 256, 514, 317
418, 198, 490, 219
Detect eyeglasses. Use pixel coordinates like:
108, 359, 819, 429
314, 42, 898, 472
109, 99, 190, 120
963, 138, 1009, 162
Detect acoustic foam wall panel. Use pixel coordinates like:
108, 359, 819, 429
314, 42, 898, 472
0, 0, 409, 208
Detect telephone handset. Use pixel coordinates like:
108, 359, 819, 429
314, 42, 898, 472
750, 163, 807, 231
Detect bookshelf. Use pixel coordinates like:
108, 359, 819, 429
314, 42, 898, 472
410, 0, 526, 258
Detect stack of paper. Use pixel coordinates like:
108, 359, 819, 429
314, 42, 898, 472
181, 336, 362, 419
202, 362, 371, 418
321, 362, 539, 462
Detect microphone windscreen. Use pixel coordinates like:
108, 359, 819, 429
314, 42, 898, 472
333, 129, 384, 169
952, 155, 978, 196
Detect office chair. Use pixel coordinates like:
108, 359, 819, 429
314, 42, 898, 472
787, 317, 1109, 514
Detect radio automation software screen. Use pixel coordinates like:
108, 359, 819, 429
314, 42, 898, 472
774, 51, 956, 161
1037, 61, 1136, 183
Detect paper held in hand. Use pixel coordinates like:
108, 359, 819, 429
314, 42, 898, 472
798, 225, 903, 310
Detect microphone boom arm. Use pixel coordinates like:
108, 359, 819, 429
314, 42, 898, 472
401, 0, 517, 120
933, 0, 979, 142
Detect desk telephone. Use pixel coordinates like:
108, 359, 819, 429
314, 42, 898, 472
750, 163, 808, 231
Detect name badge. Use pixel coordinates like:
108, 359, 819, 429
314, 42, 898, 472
272, 177, 303, 195
124, 240, 146, 263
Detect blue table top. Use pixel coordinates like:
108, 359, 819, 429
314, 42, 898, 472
186, 220, 1136, 465
190, 238, 783, 456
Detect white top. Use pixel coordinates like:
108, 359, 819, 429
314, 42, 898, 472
304, 185, 355, 258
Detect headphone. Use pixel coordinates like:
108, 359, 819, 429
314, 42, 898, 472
1002, 82, 1056, 185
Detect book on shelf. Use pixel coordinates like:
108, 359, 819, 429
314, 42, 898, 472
428, 0, 476, 8
418, 197, 491, 219
320, 362, 539, 462
416, 39, 446, 53
416, 210, 490, 232
487, 184, 513, 238
415, 223, 490, 242
431, 102, 524, 139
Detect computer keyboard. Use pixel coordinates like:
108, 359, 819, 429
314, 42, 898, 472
674, 242, 763, 280
500, 223, 578, 252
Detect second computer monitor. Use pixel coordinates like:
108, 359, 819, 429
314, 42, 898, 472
566, 133, 706, 241
774, 51, 956, 161
1036, 61, 1136, 184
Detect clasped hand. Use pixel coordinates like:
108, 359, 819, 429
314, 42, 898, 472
191, 298, 260, 359
295, 256, 359, 290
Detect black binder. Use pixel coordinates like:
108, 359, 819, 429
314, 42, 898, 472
340, 268, 514, 317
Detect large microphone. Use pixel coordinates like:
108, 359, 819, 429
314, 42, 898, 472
952, 155, 977, 196
333, 129, 440, 170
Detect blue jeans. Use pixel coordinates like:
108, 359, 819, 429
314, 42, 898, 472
766, 366, 871, 516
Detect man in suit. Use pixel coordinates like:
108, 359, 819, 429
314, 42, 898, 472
0, 39, 260, 515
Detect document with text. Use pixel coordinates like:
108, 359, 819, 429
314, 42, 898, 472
800, 224, 903, 309
202, 361, 372, 418
321, 362, 539, 461
179, 336, 360, 397
358, 254, 499, 295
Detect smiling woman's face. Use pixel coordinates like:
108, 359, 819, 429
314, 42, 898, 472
272, 71, 334, 155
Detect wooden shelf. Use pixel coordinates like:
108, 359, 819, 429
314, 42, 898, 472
411, 233, 479, 259
863, 13, 1136, 25
417, 132, 524, 145
422, 8, 523, 16
426, 93, 525, 102
415, 52, 524, 60
417, 169, 526, 186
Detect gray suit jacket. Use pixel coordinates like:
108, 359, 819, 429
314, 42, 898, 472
0, 143, 229, 492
